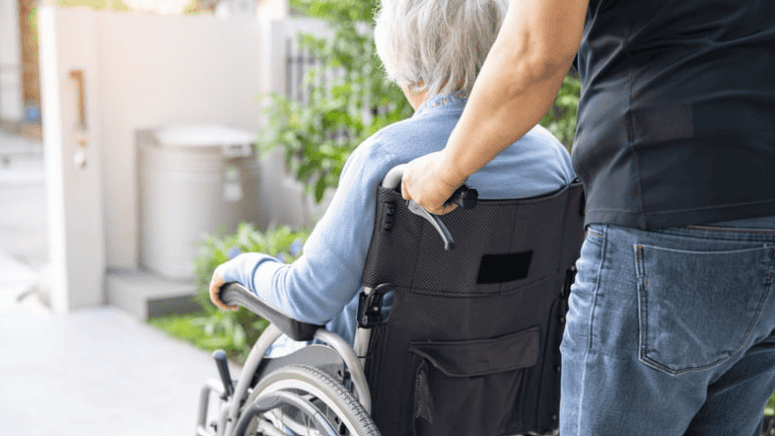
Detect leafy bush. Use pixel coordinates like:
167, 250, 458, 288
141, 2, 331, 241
261, 2, 580, 201
540, 70, 581, 150
188, 223, 310, 361
260, 0, 413, 203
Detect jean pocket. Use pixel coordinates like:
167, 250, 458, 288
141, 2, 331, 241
634, 244, 773, 375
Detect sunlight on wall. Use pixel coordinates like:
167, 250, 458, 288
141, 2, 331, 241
120, 0, 193, 14
53, 0, 203, 14
54, 0, 131, 11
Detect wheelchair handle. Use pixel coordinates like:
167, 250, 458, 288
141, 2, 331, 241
381, 164, 478, 209
382, 164, 477, 250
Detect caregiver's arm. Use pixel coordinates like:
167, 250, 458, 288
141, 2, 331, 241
401, 0, 589, 214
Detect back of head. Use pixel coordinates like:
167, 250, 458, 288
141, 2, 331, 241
375, 0, 509, 98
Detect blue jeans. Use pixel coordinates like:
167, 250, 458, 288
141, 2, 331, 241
560, 215, 775, 436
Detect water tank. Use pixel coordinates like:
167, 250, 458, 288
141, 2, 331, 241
138, 124, 265, 280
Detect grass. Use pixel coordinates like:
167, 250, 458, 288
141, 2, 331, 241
148, 312, 218, 352
148, 311, 267, 365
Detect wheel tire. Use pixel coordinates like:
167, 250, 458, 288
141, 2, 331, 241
241, 364, 380, 436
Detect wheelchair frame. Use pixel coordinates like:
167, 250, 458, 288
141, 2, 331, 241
196, 311, 379, 436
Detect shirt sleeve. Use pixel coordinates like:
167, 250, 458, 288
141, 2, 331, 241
220, 136, 396, 325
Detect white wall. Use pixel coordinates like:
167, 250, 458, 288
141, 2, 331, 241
256, 0, 288, 19
39, 6, 105, 311
94, 11, 264, 269
0, 0, 24, 123
38, 8, 339, 309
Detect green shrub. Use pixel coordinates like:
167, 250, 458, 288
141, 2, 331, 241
261, 16, 580, 203
260, 0, 412, 203
540, 71, 581, 150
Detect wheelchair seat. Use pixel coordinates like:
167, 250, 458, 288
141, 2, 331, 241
198, 173, 584, 436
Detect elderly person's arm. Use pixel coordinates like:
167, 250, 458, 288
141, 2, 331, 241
401, 0, 589, 214
207, 138, 395, 323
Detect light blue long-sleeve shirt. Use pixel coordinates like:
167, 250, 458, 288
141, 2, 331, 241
222, 93, 576, 344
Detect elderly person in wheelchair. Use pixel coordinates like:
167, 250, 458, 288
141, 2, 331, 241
209, 0, 575, 347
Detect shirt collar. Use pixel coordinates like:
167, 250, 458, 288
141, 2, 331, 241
414, 91, 469, 116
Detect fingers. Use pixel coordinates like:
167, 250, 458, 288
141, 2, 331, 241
209, 264, 238, 311
401, 152, 461, 215
435, 202, 459, 215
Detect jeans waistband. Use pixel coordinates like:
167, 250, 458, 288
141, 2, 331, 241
653, 214, 775, 242
700, 214, 775, 230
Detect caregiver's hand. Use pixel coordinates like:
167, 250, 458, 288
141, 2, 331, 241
400, 151, 466, 215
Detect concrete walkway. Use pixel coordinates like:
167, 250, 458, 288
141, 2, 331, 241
0, 309, 225, 435
0, 131, 228, 435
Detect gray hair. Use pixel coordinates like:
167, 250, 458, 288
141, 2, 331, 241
374, 0, 509, 98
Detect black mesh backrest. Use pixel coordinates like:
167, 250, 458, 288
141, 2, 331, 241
361, 182, 585, 436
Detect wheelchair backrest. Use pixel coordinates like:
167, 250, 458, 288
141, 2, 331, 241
360, 181, 585, 436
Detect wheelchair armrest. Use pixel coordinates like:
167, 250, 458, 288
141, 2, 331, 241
219, 282, 323, 342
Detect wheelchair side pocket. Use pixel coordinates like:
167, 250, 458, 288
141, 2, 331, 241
408, 326, 540, 436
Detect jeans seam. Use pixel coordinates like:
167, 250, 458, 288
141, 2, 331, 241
587, 228, 604, 239
588, 226, 607, 352
634, 245, 647, 369
684, 225, 775, 235
575, 224, 607, 434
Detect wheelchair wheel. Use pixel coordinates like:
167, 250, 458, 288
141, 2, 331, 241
236, 364, 380, 436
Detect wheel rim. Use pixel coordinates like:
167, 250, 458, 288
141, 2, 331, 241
241, 365, 378, 436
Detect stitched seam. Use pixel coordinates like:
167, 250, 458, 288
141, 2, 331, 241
587, 229, 604, 239
684, 225, 775, 235
588, 197, 775, 214
402, 273, 554, 297
634, 245, 647, 369
586, 225, 607, 352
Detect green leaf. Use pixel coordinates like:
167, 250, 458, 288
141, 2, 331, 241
314, 176, 327, 203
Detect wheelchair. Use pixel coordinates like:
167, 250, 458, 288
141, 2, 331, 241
196, 165, 585, 436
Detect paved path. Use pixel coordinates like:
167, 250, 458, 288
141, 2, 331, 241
0, 131, 229, 435
0, 308, 225, 436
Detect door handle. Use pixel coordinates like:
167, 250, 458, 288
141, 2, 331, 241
69, 70, 88, 166
69, 70, 86, 131
70, 70, 87, 147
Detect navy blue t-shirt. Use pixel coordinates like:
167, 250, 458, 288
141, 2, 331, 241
572, 0, 775, 229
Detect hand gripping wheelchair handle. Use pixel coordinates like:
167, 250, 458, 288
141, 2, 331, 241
382, 164, 478, 250
218, 282, 323, 342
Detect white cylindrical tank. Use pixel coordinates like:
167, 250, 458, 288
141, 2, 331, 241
138, 124, 266, 280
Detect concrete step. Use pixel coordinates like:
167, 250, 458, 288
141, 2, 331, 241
107, 269, 202, 320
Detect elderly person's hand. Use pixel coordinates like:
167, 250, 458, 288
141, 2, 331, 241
209, 263, 238, 311
401, 151, 466, 215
